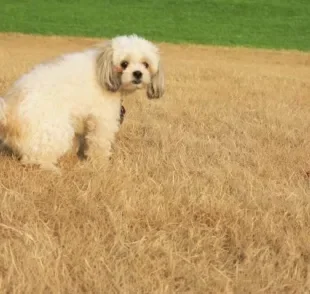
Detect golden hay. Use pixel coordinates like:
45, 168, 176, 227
0, 33, 310, 293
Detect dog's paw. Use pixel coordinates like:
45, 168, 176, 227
40, 162, 62, 175
20, 156, 61, 175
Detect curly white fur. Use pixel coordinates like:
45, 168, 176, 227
0, 35, 165, 173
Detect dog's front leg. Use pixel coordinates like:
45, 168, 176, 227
83, 117, 115, 167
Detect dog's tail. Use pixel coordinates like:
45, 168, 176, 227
0, 96, 7, 123
0, 96, 13, 155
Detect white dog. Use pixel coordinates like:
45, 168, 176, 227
0, 34, 164, 173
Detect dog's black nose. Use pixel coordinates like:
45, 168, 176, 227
133, 70, 142, 79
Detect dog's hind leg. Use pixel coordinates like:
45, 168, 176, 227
18, 120, 75, 174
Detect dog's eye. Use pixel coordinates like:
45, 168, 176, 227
143, 62, 149, 69
120, 61, 129, 69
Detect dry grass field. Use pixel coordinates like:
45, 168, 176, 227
0, 33, 310, 293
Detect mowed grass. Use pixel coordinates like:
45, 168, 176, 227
0, 34, 310, 293
0, 0, 310, 51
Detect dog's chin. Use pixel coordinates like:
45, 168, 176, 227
122, 81, 145, 92
132, 81, 144, 89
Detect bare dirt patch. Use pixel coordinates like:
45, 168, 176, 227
0, 33, 310, 293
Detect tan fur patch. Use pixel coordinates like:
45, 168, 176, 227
147, 61, 165, 99
96, 42, 121, 92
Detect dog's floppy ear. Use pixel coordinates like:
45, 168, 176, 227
96, 41, 121, 92
147, 61, 165, 99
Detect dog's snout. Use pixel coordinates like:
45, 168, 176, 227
133, 70, 142, 79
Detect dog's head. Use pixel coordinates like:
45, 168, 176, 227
96, 35, 164, 99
